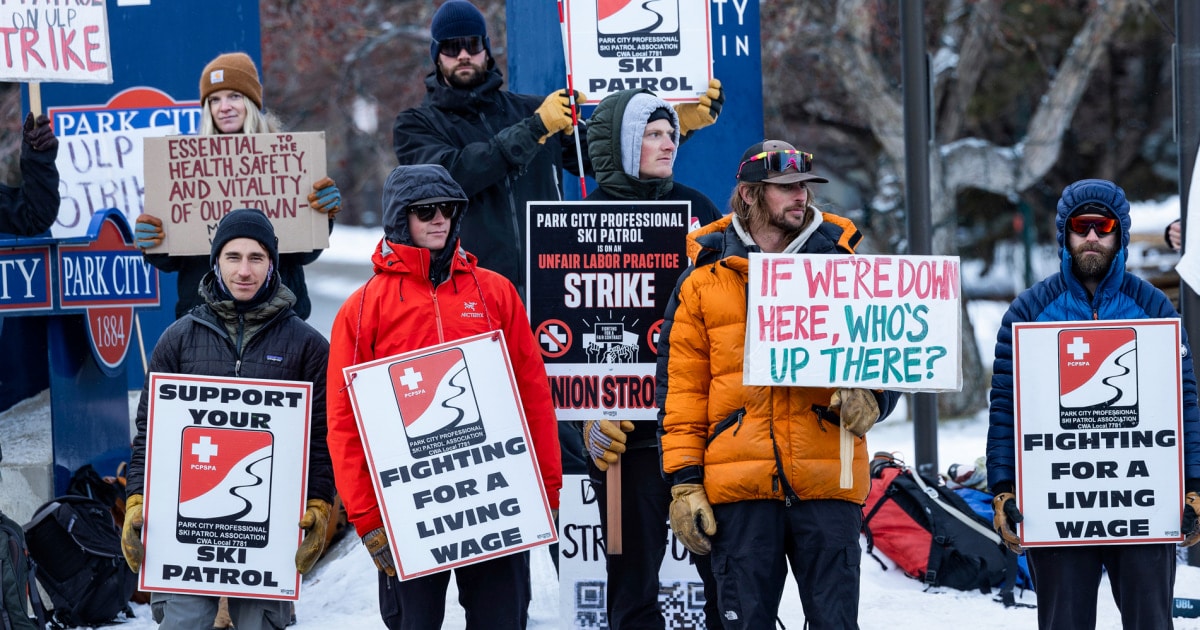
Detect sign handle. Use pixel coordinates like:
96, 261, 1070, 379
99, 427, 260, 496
28, 82, 41, 116
606, 458, 622, 554
556, 0, 588, 198
839, 425, 854, 489
134, 313, 149, 374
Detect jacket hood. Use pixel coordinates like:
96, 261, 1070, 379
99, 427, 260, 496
587, 88, 679, 199
1055, 178, 1131, 252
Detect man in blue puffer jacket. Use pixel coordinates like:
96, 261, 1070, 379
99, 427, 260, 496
986, 178, 1200, 629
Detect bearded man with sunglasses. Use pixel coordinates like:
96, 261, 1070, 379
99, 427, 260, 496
325, 164, 561, 630
987, 179, 1200, 629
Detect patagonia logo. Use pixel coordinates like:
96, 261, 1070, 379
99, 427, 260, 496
266, 354, 284, 363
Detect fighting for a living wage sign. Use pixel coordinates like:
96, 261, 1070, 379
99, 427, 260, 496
0, 1, 112, 83
1012, 319, 1184, 546
526, 201, 691, 421
142, 132, 329, 256
744, 253, 962, 391
343, 332, 557, 581
141, 374, 312, 600
563, 0, 711, 103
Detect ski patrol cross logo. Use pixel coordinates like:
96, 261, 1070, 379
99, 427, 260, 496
389, 348, 486, 458
1057, 327, 1139, 430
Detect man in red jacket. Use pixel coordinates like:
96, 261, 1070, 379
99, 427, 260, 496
325, 164, 562, 630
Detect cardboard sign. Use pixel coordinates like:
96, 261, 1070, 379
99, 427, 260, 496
0, 1, 112, 83
142, 132, 329, 256
527, 201, 691, 421
563, 0, 712, 103
343, 332, 556, 580
744, 253, 962, 391
140, 374, 312, 600
1012, 319, 1184, 546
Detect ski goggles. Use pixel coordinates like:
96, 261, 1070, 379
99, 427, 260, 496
736, 149, 814, 181
437, 36, 486, 58
407, 201, 464, 222
1066, 213, 1117, 236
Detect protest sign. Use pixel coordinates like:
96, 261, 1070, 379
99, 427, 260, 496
527, 201, 691, 421
1012, 319, 1184, 546
744, 253, 962, 391
343, 332, 556, 580
142, 132, 329, 256
0, 1, 112, 84
140, 373, 312, 600
562, 0, 711, 103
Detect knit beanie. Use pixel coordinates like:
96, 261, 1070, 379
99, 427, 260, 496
200, 52, 264, 109
428, 1, 493, 66
209, 208, 279, 268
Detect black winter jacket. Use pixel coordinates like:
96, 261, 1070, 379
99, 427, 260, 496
393, 70, 589, 294
0, 133, 59, 236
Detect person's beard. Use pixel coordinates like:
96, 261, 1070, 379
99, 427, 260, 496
1071, 240, 1117, 281
766, 203, 811, 241
441, 59, 487, 89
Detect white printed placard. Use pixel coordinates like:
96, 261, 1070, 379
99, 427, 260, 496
140, 374, 312, 600
1012, 319, 1184, 546
343, 332, 557, 581
0, 1, 113, 83
744, 253, 962, 391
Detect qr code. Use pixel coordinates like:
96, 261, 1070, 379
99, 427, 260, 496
573, 579, 708, 629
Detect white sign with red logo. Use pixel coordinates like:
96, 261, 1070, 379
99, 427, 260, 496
0, 0, 113, 83
140, 374, 312, 600
1012, 319, 1184, 546
343, 331, 557, 581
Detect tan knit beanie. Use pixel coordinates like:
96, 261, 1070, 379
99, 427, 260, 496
199, 52, 263, 109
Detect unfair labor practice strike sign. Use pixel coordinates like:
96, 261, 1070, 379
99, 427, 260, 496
141, 374, 312, 600
1012, 319, 1184, 546
0, 1, 112, 83
142, 132, 329, 256
563, 0, 712, 103
343, 332, 557, 581
527, 201, 691, 421
744, 253, 962, 391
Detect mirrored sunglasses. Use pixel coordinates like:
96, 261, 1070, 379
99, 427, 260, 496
437, 36, 485, 57
407, 201, 462, 222
1066, 214, 1117, 236
737, 150, 814, 179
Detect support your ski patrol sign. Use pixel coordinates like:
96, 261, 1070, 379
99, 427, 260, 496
343, 332, 557, 581
1012, 319, 1185, 546
141, 374, 312, 600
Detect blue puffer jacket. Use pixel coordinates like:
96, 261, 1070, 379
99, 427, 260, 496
986, 179, 1200, 491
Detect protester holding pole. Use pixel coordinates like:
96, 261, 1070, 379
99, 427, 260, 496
0, 113, 59, 236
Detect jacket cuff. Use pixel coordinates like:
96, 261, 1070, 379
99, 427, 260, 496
990, 480, 1014, 495
1187, 478, 1200, 493
670, 465, 703, 486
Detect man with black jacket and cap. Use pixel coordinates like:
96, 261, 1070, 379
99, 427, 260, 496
0, 113, 59, 236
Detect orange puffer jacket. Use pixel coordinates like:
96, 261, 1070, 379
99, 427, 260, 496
658, 213, 897, 505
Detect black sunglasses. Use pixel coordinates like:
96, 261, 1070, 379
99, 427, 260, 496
407, 201, 463, 222
437, 36, 485, 58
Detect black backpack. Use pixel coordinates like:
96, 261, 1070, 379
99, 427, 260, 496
23, 495, 136, 627
0, 510, 44, 630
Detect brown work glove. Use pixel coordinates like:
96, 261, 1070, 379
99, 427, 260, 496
830, 388, 880, 437
992, 492, 1024, 554
134, 213, 164, 250
23, 112, 57, 152
673, 78, 724, 136
294, 499, 333, 574
535, 89, 584, 143
307, 176, 342, 219
1182, 491, 1200, 548
669, 483, 717, 555
362, 527, 395, 576
583, 420, 634, 472
121, 493, 145, 573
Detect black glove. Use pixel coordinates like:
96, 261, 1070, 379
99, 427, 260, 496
23, 112, 57, 153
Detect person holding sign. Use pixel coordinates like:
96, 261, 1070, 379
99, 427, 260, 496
326, 164, 561, 630
122, 209, 335, 630
986, 179, 1200, 629
0, 113, 59, 236
580, 87, 724, 629
133, 52, 343, 320
657, 141, 900, 628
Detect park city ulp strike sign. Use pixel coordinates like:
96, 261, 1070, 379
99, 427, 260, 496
0, 0, 112, 83
744, 253, 962, 391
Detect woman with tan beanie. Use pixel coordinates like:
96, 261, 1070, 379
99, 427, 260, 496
132, 52, 342, 321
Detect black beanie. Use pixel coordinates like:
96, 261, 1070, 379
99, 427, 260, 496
209, 209, 279, 268
647, 107, 673, 125
428, 0, 493, 67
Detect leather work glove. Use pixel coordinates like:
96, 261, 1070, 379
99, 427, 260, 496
535, 89, 585, 143
829, 388, 879, 437
121, 493, 145, 573
294, 499, 333, 574
134, 213, 164, 250
673, 78, 724, 136
1183, 491, 1200, 548
583, 419, 634, 472
23, 112, 57, 152
307, 176, 342, 218
669, 483, 717, 555
362, 527, 396, 577
992, 492, 1024, 554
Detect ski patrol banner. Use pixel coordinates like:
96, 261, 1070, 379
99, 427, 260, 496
744, 253, 962, 391
342, 332, 557, 581
1012, 319, 1185, 546
140, 373, 313, 600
